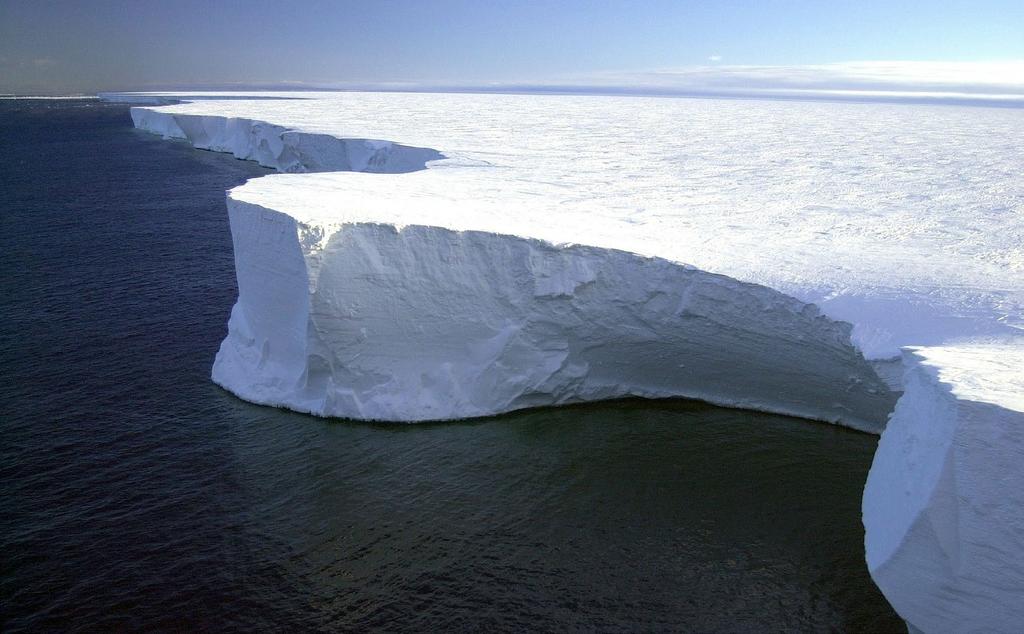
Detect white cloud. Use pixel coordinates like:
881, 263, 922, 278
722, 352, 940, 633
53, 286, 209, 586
708, 55, 722, 62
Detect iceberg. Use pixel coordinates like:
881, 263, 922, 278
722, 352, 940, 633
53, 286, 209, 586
215, 194, 892, 428
106, 90, 1024, 631
864, 342, 1024, 632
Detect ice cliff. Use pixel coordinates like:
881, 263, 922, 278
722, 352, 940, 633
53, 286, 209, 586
216, 201, 892, 428
115, 91, 1024, 632
864, 342, 1024, 632
130, 107, 443, 174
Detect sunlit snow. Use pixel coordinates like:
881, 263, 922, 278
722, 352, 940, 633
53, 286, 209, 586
122, 91, 1023, 359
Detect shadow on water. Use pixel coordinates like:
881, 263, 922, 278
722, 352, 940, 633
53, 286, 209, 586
0, 100, 903, 632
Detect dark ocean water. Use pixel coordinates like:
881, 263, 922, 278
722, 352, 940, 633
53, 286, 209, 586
0, 100, 903, 632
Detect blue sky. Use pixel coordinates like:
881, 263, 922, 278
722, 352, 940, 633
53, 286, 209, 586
1, 0, 1022, 95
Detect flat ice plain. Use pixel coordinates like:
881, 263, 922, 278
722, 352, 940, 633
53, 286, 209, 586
108, 90, 1024, 631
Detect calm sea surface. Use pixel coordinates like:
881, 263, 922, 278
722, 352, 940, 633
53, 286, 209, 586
0, 99, 903, 632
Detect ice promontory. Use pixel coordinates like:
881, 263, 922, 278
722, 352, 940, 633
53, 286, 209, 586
215, 198, 893, 429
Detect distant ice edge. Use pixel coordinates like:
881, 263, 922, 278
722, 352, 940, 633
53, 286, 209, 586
129, 104, 895, 431
130, 107, 443, 174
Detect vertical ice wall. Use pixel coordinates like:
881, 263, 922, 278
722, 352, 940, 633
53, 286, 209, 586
213, 197, 896, 429
864, 343, 1024, 633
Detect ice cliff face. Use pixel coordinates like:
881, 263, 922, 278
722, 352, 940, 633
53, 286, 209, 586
864, 342, 1024, 632
215, 199, 893, 429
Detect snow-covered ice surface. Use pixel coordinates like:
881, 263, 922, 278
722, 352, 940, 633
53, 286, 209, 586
118, 91, 1024, 359
109, 90, 1023, 630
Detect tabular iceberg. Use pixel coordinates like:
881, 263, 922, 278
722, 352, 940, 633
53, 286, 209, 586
108, 90, 1024, 632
